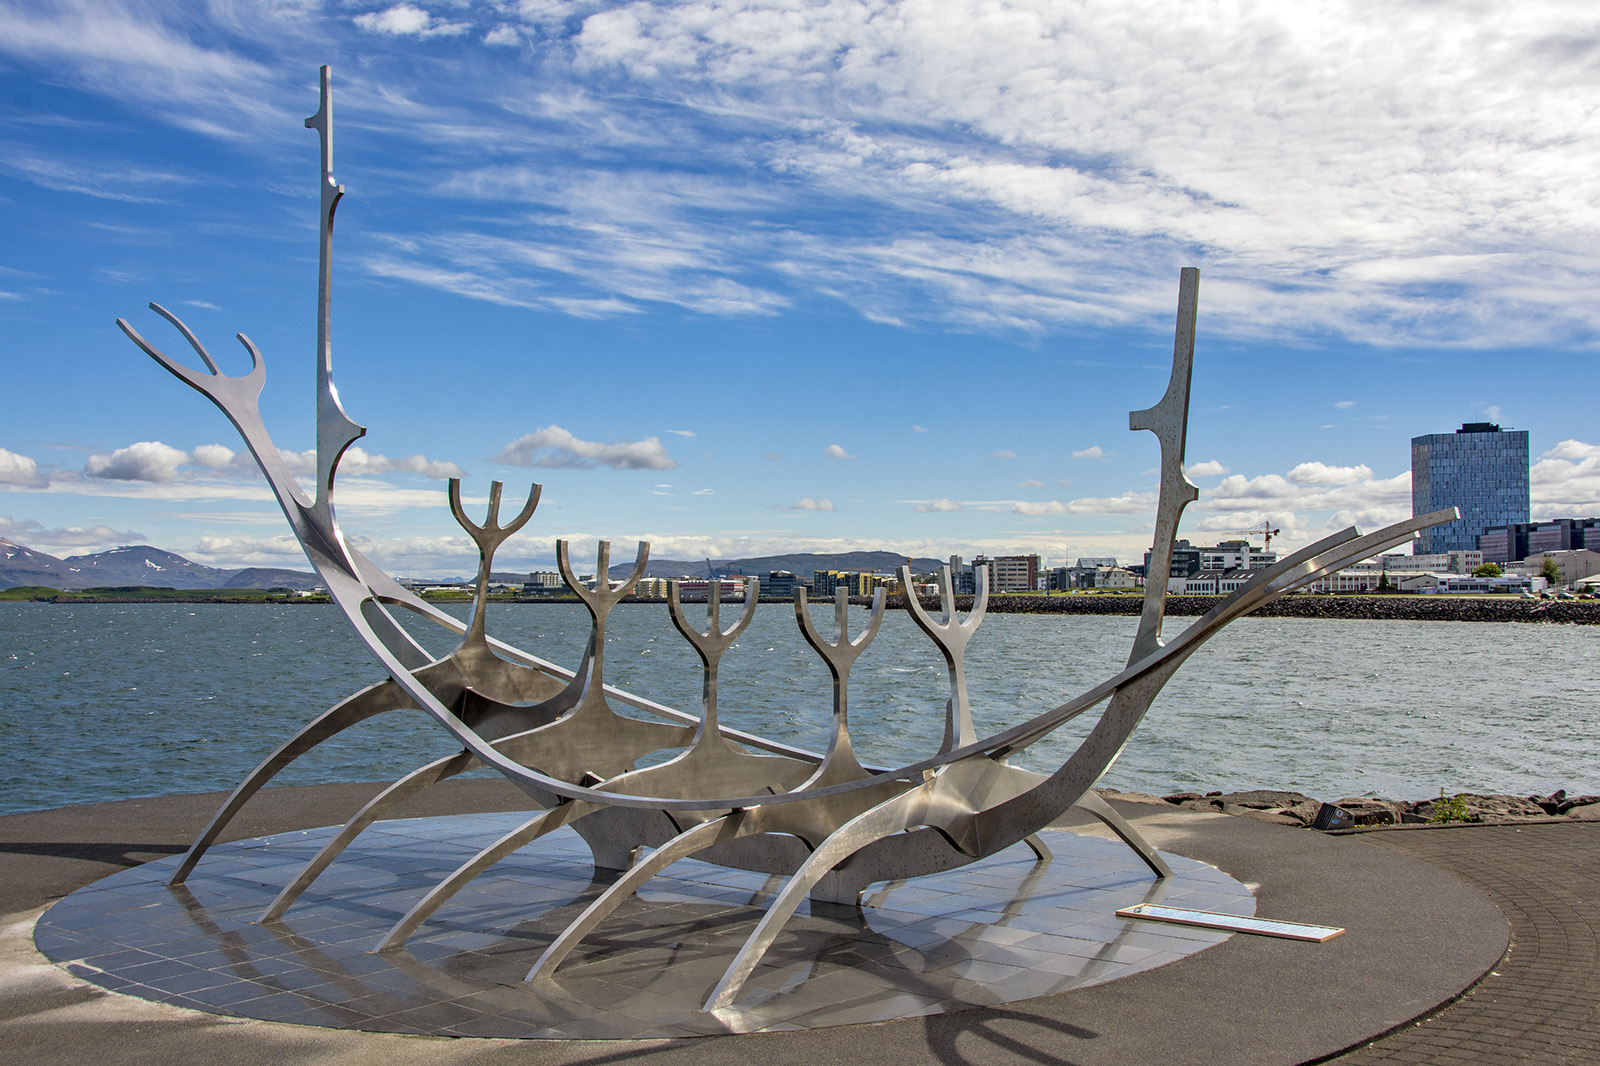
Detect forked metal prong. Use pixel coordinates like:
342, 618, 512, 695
900, 564, 987, 751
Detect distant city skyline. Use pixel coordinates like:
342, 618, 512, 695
2, 2, 1597, 578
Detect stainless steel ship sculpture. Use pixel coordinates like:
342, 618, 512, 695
117, 67, 1454, 1013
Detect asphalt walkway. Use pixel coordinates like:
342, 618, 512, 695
1329, 823, 1599, 1065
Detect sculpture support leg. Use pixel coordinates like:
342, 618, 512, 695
375, 801, 595, 952
526, 813, 746, 981
259, 749, 480, 922
1070, 790, 1171, 878
169, 679, 409, 885
704, 786, 937, 1012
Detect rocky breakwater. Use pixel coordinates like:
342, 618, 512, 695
1097, 787, 1600, 830
881, 593, 1600, 624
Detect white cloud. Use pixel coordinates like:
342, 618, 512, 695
1286, 462, 1374, 485
85, 441, 188, 482
1060, 492, 1158, 515
990, 450, 1016, 460
337, 446, 466, 480
72, 440, 463, 487
779, 497, 834, 511
692, 487, 715, 495
1018, 479, 1043, 488
667, 429, 695, 437
189, 443, 237, 471
1532, 439, 1600, 518
558, 0, 1600, 344
1011, 500, 1067, 515
1185, 459, 1229, 478
912, 424, 928, 433
10, 2, 1600, 344
353, 5, 469, 38
191, 533, 308, 566
495, 425, 678, 470
1072, 446, 1107, 460
913, 498, 962, 513
0, 448, 40, 486
0, 515, 144, 551
1333, 400, 1357, 409
824, 444, 857, 460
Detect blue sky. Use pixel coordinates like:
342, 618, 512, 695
2, 0, 1598, 578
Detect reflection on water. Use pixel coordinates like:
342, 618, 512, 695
3, 601, 1597, 815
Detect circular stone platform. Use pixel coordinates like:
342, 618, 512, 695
34, 814, 1251, 1039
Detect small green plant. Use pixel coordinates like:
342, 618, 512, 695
1428, 790, 1472, 824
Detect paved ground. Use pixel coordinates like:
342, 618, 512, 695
1327, 823, 1600, 1065
1, 782, 1588, 1065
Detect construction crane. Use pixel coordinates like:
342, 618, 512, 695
1217, 521, 1282, 550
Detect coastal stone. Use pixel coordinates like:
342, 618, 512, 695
1557, 794, 1600, 815
1566, 802, 1600, 821
1282, 799, 1324, 825
1224, 805, 1304, 826
1214, 790, 1313, 809
1459, 794, 1547, 821
1331, 799, 1402, 826
1092, 788, 1169, 807
1529, 789, 1567, 815
1162, 792, 1205, 805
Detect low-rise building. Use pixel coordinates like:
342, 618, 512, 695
1353, 551, 1483, 576
763, 570, 807, 599
632, 576, 670, 598
1479, 518, 1600, 563
1182, 567, 1255, 595
1199, 540, 1277, 570
522, 570, 564, 595
1505, 549, 1600, 587
1305, 569, 1386, 594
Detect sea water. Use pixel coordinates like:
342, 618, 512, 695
2, 601, 1597, 816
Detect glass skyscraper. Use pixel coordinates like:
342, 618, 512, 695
1411, 423, 1530, 554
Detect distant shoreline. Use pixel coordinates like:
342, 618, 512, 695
5, 586, 1598, 622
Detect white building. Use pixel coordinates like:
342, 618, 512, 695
1198, 540, 1277, 571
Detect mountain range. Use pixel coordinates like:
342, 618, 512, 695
1, 540, 949, 592
0, 540, 322, 591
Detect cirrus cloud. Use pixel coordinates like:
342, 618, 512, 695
777, 497, 835, 511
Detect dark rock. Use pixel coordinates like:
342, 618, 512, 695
1162, 792, 1205, 805
1557, 794, 1600, 815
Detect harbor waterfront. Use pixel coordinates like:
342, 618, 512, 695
4, 601, 1596, 818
